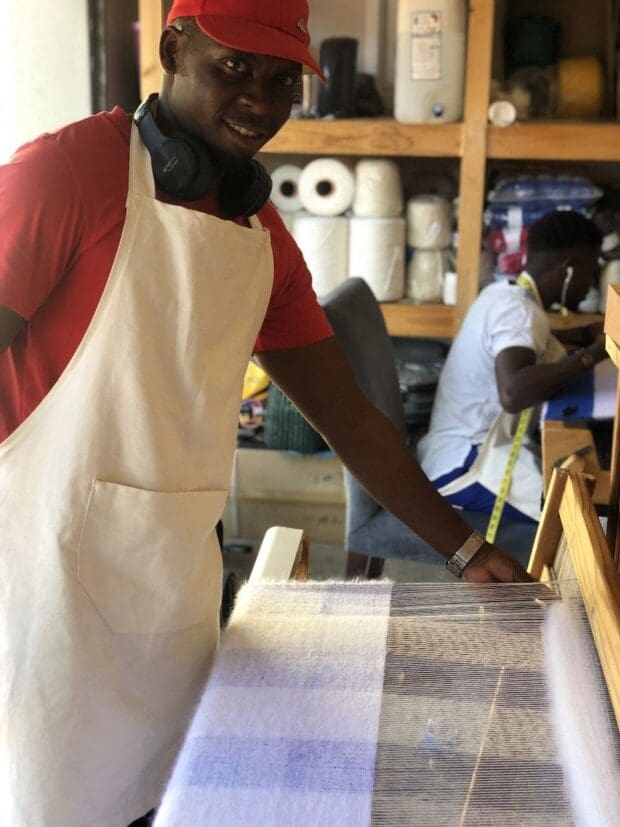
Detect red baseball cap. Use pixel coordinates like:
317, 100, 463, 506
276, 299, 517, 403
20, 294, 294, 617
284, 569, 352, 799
165, 0, 324, 80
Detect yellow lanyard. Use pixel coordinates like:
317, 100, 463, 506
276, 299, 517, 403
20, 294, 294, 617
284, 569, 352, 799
486, 274, 536, 543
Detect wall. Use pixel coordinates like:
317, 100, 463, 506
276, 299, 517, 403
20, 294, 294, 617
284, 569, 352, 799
308, 0, 397, 102
0, 0, 91, 162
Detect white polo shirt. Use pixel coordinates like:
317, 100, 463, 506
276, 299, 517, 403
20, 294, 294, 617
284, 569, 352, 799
417, 278, 553, 481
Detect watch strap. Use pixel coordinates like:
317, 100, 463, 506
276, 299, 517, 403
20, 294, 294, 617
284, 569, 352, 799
445, 529, 487, 577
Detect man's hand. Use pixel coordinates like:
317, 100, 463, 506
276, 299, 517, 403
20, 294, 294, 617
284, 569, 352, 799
462, 542, 535, 583
584, 321, 604, 345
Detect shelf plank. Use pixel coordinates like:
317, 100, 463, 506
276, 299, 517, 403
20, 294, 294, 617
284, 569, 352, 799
380, 302, 456, 338
488, 122, 620, 162
262, 119, 463, 157
548, 312, 603, 330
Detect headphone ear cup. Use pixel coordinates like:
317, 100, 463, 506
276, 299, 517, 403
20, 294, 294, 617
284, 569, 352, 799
219, 160, 273, 218
164, 133, 216, 202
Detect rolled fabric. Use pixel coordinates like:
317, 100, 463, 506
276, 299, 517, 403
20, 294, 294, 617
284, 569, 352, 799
270, 164, 303, 212
406, 195, 453, 249
348, 217, 406, 301
293, 213, 349, 299
298, 158, 355, 216
406, 248, 451, 303
353, 159, 404, 218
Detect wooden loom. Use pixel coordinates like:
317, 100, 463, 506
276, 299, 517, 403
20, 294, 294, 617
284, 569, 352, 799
528, 285, 620, 730
152, 292, 620, 825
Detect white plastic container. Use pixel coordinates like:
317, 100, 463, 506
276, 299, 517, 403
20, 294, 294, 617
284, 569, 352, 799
394, 0, 467, 123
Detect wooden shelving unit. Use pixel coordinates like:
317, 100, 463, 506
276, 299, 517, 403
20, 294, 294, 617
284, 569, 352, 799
139, 0, 619, 339
262, 120, 463, 158
488, 122, 620, 162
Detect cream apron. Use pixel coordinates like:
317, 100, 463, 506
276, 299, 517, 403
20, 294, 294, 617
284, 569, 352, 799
438, 274, 566, 521
0, 125, 274, 826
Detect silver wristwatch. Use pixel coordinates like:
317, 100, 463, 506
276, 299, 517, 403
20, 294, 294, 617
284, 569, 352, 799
445, 530, 487, 577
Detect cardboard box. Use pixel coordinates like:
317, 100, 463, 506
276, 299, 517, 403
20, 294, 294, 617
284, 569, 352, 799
222, 498, 346, 544
223, 448, 346, 543
231, 448, 345, 504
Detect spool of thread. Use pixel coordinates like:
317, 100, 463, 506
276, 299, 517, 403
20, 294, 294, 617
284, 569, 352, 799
353, 159, 404, 218
556, 57, 604, 119
406, 195, 453, 249
442, 271, 458, 305
488, 100, 517, 127
348, 217, 406, 301
298, 158, 355, 216
271, 165, 304, 212
293, 214, 349, 299
406, 249, 451, 303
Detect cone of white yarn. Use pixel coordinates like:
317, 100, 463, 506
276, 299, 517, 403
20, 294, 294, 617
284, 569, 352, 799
271, 164, 304, 212
348, 217, 406, 301
407, 249, 451, 302
293, 214, 349, 299
407, 195, 453, 249
298, 158, 356, 216
353, 159, 404, 218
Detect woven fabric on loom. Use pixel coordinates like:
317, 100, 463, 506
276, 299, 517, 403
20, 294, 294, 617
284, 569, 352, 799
154, 581, 615, 827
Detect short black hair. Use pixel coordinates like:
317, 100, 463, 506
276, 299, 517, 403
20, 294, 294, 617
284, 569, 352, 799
528, 210, 602, 252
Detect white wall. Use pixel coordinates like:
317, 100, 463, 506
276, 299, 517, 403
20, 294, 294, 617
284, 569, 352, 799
0, 0, 91, 162
308, 0, 397, 103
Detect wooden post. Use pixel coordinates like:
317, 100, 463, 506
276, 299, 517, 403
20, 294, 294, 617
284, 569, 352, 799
455, 0, 495, 330
138, 0, 165, 99
604, 285, 620, 567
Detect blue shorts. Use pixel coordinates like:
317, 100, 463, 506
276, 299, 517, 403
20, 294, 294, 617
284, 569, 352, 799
432, 446, 537, 524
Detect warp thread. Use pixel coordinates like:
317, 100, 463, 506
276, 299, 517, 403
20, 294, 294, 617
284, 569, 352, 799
543, 601, 620, 827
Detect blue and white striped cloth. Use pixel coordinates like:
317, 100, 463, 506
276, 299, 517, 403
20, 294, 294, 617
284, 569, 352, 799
542, 358, 617, 423
154, 580, 582, 826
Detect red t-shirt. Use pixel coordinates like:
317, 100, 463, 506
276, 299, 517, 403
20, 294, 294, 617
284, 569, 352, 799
0, 108, 332, 441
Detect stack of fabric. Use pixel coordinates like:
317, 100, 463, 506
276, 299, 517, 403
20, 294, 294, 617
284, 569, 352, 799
484, 175, 602, 280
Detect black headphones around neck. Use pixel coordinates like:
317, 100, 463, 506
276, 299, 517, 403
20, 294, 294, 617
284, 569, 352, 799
133, 93, 272, 217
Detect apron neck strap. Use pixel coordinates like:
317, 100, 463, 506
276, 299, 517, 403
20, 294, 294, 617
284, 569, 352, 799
128, 122, 157, 201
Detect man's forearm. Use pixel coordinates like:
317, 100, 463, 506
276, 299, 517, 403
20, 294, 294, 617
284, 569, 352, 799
314, 395, 474, 560
500, 344, 607, 412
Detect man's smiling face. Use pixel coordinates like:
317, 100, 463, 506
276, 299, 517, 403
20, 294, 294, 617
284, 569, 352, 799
159, 27, 301, 164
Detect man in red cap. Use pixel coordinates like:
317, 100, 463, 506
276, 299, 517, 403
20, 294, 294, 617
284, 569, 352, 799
0, 2, 531, 825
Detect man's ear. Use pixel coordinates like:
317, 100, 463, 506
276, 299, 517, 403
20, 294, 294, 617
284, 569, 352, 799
159, 29, 181, 74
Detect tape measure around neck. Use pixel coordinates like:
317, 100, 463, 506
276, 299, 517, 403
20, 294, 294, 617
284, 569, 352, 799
486, 406, 534, 544
516, 272, 542, 306
486, 273, 539, 543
